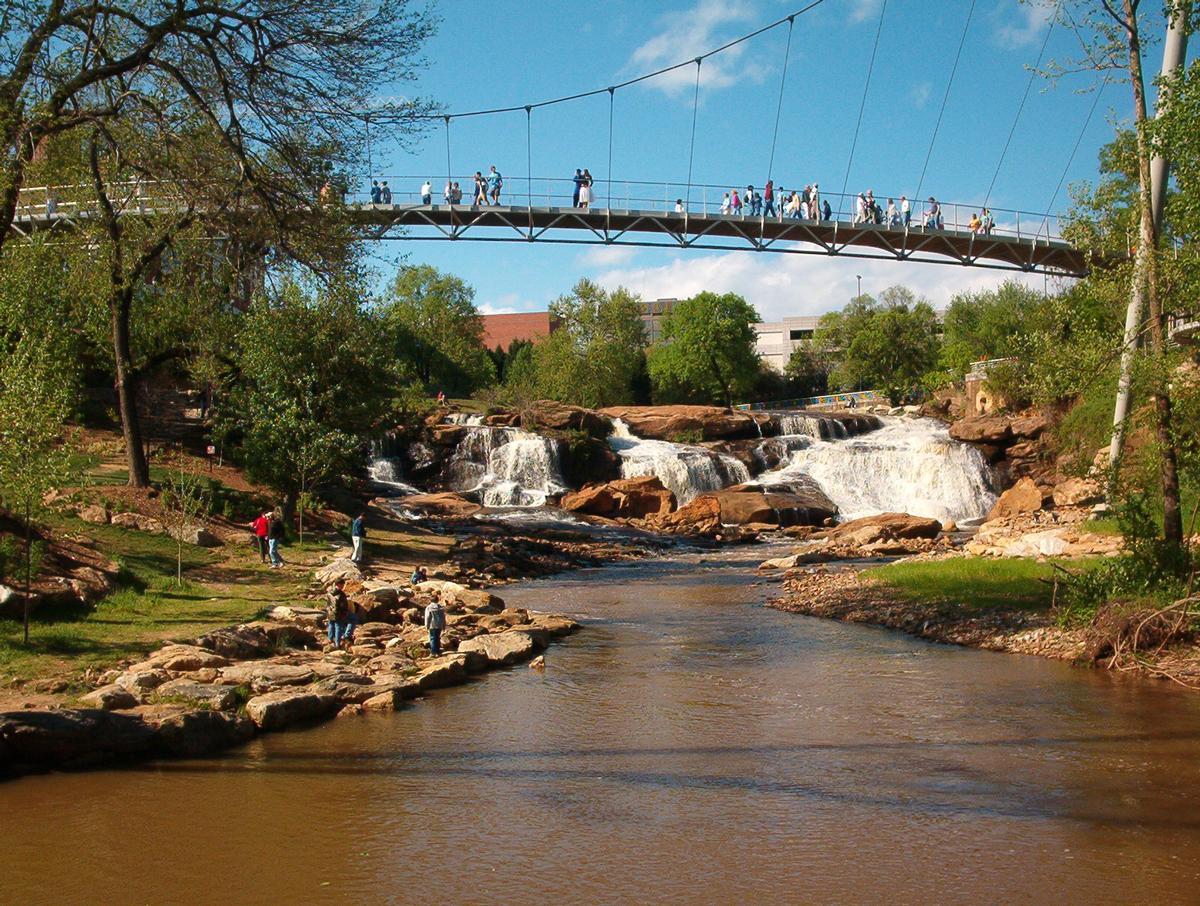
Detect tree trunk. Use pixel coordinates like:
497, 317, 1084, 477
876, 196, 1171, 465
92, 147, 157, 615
1124, 0, 1184, 544
281, 489, 298, 534
111, 298, 151, 487
23, 502, 32, 646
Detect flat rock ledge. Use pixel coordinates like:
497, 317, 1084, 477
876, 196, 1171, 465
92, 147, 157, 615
0, 592, 579, 780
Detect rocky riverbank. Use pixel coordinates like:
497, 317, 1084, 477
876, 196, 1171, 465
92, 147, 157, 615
0, 578, 580, 779
767, 566, 1088, 660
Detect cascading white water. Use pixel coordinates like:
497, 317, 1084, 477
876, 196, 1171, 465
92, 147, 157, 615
367, 439, 419, 495
608, 419, 750, 504
758, 417, 996, 524
446, 424, 567, 507
779, 413, 829, 439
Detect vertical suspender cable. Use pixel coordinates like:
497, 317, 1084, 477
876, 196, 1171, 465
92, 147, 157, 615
913, 0, 976, 203
1038, 80, 1105, 240
443, 115, 452, 206
766, 15, 795, 184
365, 116, 372, 184
525, 106, 533, 234
982, 2, 1058, 210
684, 58, 702, 235
839, 0, 888, 214
607, 87, 615, 211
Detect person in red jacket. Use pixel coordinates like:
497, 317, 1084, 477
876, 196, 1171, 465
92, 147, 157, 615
250, 511, 270, 563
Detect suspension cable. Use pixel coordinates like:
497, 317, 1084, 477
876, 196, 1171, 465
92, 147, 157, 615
982, 1, 1060, 209
417, 0, 825, 121
766, 15, 796, 183
443, 115, 451, 202
914, 0, 976, 203
840, 0, 888, 205
525, 106, 533, 229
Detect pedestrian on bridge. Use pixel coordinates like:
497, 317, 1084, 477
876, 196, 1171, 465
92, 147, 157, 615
721, 192, 731, 215
578, 170, 593, 209
370, 180, 381, 204
731, 189, 742, 214
573, 169, 584, 207
444, 179, 454, 204
487, 166, 503, 204
811, 184, 821, 221
968, 212, 982, 234
420, 179, 432, 204
380, 181, 392, 204
886, 198, 899, 227
473, 172, 487, 205
763, 180, 775, 218
900, 195, 910, 228
674, 198, 685, 213
746, 186, 760, 216
981, 208, 994, 236
822, 198, 831, 222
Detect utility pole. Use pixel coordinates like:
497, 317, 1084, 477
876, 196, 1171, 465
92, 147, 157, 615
1108, 0, 1192, 473
856, 274, 862, 300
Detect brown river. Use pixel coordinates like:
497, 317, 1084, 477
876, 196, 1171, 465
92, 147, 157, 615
4, 548, 1200, 904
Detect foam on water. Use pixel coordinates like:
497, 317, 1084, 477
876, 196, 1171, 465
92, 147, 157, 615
608, 419, 750, 504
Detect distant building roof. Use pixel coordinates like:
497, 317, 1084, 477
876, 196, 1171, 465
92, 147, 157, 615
481, 311, 558, 351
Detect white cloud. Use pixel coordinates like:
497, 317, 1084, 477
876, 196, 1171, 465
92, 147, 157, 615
910, 81, 932, 109
576, 245, 640, 267
995, 0, 1054, 48
592, 248, 1055, 321
850, 0, 883, 24
479, 292, 535, 315
627, 0, 769, 96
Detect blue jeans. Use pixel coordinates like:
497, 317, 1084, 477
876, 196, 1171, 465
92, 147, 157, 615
763, 200, 775, 217
328, 616, 356, 645
268, 538, 282, 566
428, 628, 442, 656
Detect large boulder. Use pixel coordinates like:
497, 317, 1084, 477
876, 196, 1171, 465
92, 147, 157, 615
153, 679, 241, 711
949, 417, 1013, 445
1052, 476, 1103, 508
457, 630, 536, 666
168, 524, 222, 547
79, 684, 140, 711
561, 476, 677, 520
148, 708, 254, 757
649, 495, 722, 534
218, 662, 316, 691
987, 477, 1047, 521
705, 484, 838, 527
314, 558, 363, 585
524, 401, 611, 437
196, 625, 274, 660
128, 644, 230, 674
824, 512, 943, 546
397, 492, 482, 518
77, 504, 110, 525
0, 709, 157, 773
110, 512, 165, 534
244, 691, 341, 731
414, 653, 475, 689
598, 405, 761, 441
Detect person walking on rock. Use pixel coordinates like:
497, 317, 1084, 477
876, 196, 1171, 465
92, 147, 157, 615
250, 511, 270, 564
267, 510, 285, 568
326, 578, 352, 649
424, 596, 446, 656
350, 511, 367, 564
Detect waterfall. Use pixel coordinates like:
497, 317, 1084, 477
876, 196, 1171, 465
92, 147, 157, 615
445, 424, 567, 507
758, 417, 996, 524
368, 438, 419, 495
608, 419, 750, 504
779, 413, 829, 440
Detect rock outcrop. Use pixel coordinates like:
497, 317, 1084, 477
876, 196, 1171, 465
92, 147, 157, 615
987, 476, 1048, 520
598, 405, 762, 441
561, 476, 676, 520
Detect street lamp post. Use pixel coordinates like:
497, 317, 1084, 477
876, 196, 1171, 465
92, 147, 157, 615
856, 274, 862, 299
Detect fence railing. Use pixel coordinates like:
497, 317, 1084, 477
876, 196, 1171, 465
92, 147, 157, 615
13, 175, 1069, 244
736, 390, 884, 411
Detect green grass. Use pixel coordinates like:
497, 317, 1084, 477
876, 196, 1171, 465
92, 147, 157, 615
0, 514, 307, 684
863, 557, 1106, 613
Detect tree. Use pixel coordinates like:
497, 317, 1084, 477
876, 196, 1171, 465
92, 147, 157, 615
225, 277, 396, 524
1, 0, 438, 254
1046, 0, 1192, 542
648, 291, 760, 409
938, 281, 1047, 375
785, 346, 830, 398
0, 334, 79, 644
160, 452, 211, 585
381, 264, 494, 396
530, 279, 647, 407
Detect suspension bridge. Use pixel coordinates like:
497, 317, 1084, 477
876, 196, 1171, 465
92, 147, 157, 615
7, 0, 1112, 278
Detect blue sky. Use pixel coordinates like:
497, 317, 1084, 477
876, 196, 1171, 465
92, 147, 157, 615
364, 0, 1162, 320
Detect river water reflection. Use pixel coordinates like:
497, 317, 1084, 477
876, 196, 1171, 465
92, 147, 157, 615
5, 549, 1200, 904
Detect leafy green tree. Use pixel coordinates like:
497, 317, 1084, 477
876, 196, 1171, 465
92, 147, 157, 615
530, 279, 647, 407
226, 278, 396, 524
382, 264, 495, 397
160, 453, 212, 585
938, 281, 1045, 375
648, 291, 760, 409
784, 346, 830, 397
0, 334, 79, 643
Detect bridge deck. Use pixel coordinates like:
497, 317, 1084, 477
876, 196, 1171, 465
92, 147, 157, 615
10, 201, 1092, 276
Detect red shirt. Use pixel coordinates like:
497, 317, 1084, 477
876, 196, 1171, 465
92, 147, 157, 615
252, 516, 269, 537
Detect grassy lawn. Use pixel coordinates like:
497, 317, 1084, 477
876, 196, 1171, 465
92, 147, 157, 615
0, 514, 315, 685
863, 557, 1105, 613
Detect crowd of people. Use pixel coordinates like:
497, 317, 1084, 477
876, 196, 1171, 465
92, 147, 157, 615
367, 170, 998, 234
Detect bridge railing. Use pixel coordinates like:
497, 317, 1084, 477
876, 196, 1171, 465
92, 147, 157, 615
354, 176, 1067, 244
13, 176, 1067, 245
